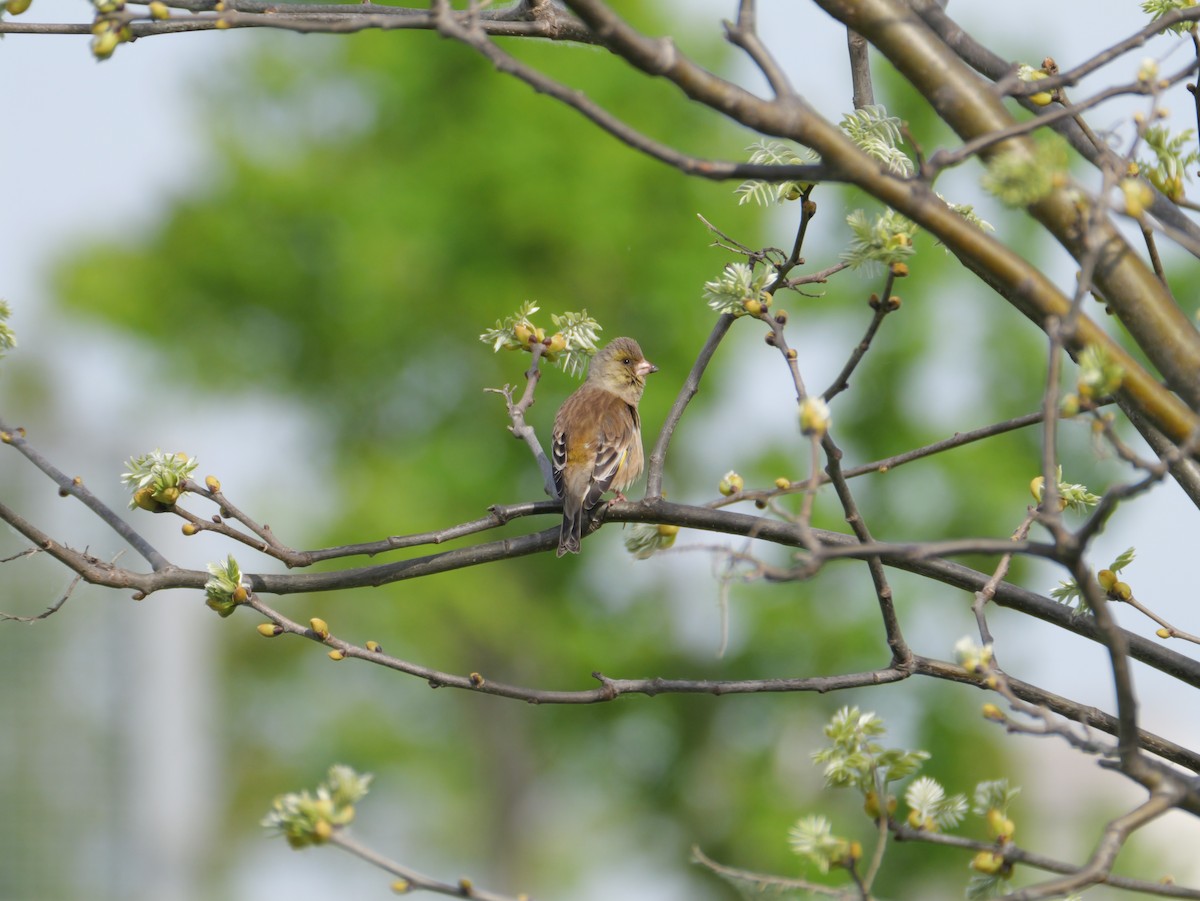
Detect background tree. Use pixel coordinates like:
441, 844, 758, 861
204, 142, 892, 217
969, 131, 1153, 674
2, 2, 1200, 900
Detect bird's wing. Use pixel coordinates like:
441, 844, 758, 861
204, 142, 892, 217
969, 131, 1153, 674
551, 422, 568, 501
584, 397, 638, 506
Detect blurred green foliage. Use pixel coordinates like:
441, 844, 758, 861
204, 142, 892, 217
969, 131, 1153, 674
45, 13, 1063, 901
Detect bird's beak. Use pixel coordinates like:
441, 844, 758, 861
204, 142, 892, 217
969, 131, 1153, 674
637, 359, 658, 377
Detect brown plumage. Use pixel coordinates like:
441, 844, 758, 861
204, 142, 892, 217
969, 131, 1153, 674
551, 337, 657, 556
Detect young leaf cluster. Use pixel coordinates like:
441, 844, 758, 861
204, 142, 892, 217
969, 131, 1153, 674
1057, 478, 1101, 514
1030, 466, 1101, 515
945, 201, 995, 235
965, 780, 1021, 898
623, 522, 679, 559
734, 140, 817, 206
840, 105, 915, 177
905, 775, 968, 831
204, 554, 248, 618
812, 706, 929, 793
551, 310, 604, 378
789, 707, 1017, 891
1076, 344, 1125, 403
261, 765, 373, 849
1142, 0, 1198, 35
479, 302, 601, 378
787, 814, 858, 874
1051, 547, 1136, 610
0, 300, 16, 359
841, 208, 916, 274
121, 448, 197, 510
1138, 124, 1200, 201
702, 261, 774, 315
480, 300, 542, 352
954, 636, 995, 674
972, 778, 1020, 817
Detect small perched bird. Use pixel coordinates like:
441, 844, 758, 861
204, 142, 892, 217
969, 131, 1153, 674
552, 337, 657, 556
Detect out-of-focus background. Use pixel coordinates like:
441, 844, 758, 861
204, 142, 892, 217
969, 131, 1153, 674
2, 2, 1199, 899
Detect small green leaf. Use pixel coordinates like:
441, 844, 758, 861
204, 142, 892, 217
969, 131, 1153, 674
842, 208, 916, 275
812, 707, 928, 792
122, 449, 198, 510
204, 554, 247, 617
1109, 547, 1137, 573
1141, 0, 1198, 35
734, 140, 818, 206
972, 778, 1020, 816
840, 105, 914, 176
262, 765, 374, 849
1077, 344, 1124, 400
702, 261, 773, 315
787, 814, 850, 874
967, 872, 1007, 900
0, 300, 16, 359
905, 776, 967, 830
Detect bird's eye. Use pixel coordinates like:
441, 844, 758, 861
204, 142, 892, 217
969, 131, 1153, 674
622, 358, 632, 365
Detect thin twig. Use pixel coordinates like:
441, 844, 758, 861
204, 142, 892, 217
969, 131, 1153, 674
926, 75, 1180, 176
910, 0, 1200, 250
724, 1, 795, 99
971, 509, 1037, 647
1141, 221, 1169, 285
892, 818, 1200, 898
691, 845, 851, 898
1119, 592, 1200, 645
822, 428, 912, 667
328, 830, 527, 901
0, 570, 83, 623
249, 591, 913, 702
1003, 787, 1186, 901
431, 1, 832, 185
645, 314, 736, 498
770, 184, 818, 291
0, 421, 169, 570
821, 277, 898, 402
486, 342, 556, 497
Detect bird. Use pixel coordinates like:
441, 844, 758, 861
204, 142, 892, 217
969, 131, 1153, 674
551, 336, 657, 556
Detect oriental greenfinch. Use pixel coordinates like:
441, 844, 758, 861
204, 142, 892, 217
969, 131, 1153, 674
551, 337, 657, 556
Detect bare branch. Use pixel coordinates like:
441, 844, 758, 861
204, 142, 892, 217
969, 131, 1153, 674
724, 1, 796, 99
0, 421, 169, 570
909, 0, 1200, 251
847, 29, 875, 108
820, 279, 898, 402
0, 567, 83, 623
645, 314, 736, 498
1004, 787, 1186, 901
328, 829, 530, 901
892, 820, 1200, 898
486, 342, 556, 497
431, 1, 832, 185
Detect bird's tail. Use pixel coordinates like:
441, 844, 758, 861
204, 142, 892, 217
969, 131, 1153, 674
557, 500, 585, 556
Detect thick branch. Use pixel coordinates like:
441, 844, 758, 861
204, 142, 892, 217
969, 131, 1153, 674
546, 0, 1197, 451
817, 0, 1200, 419
908, 0, 1200, 251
